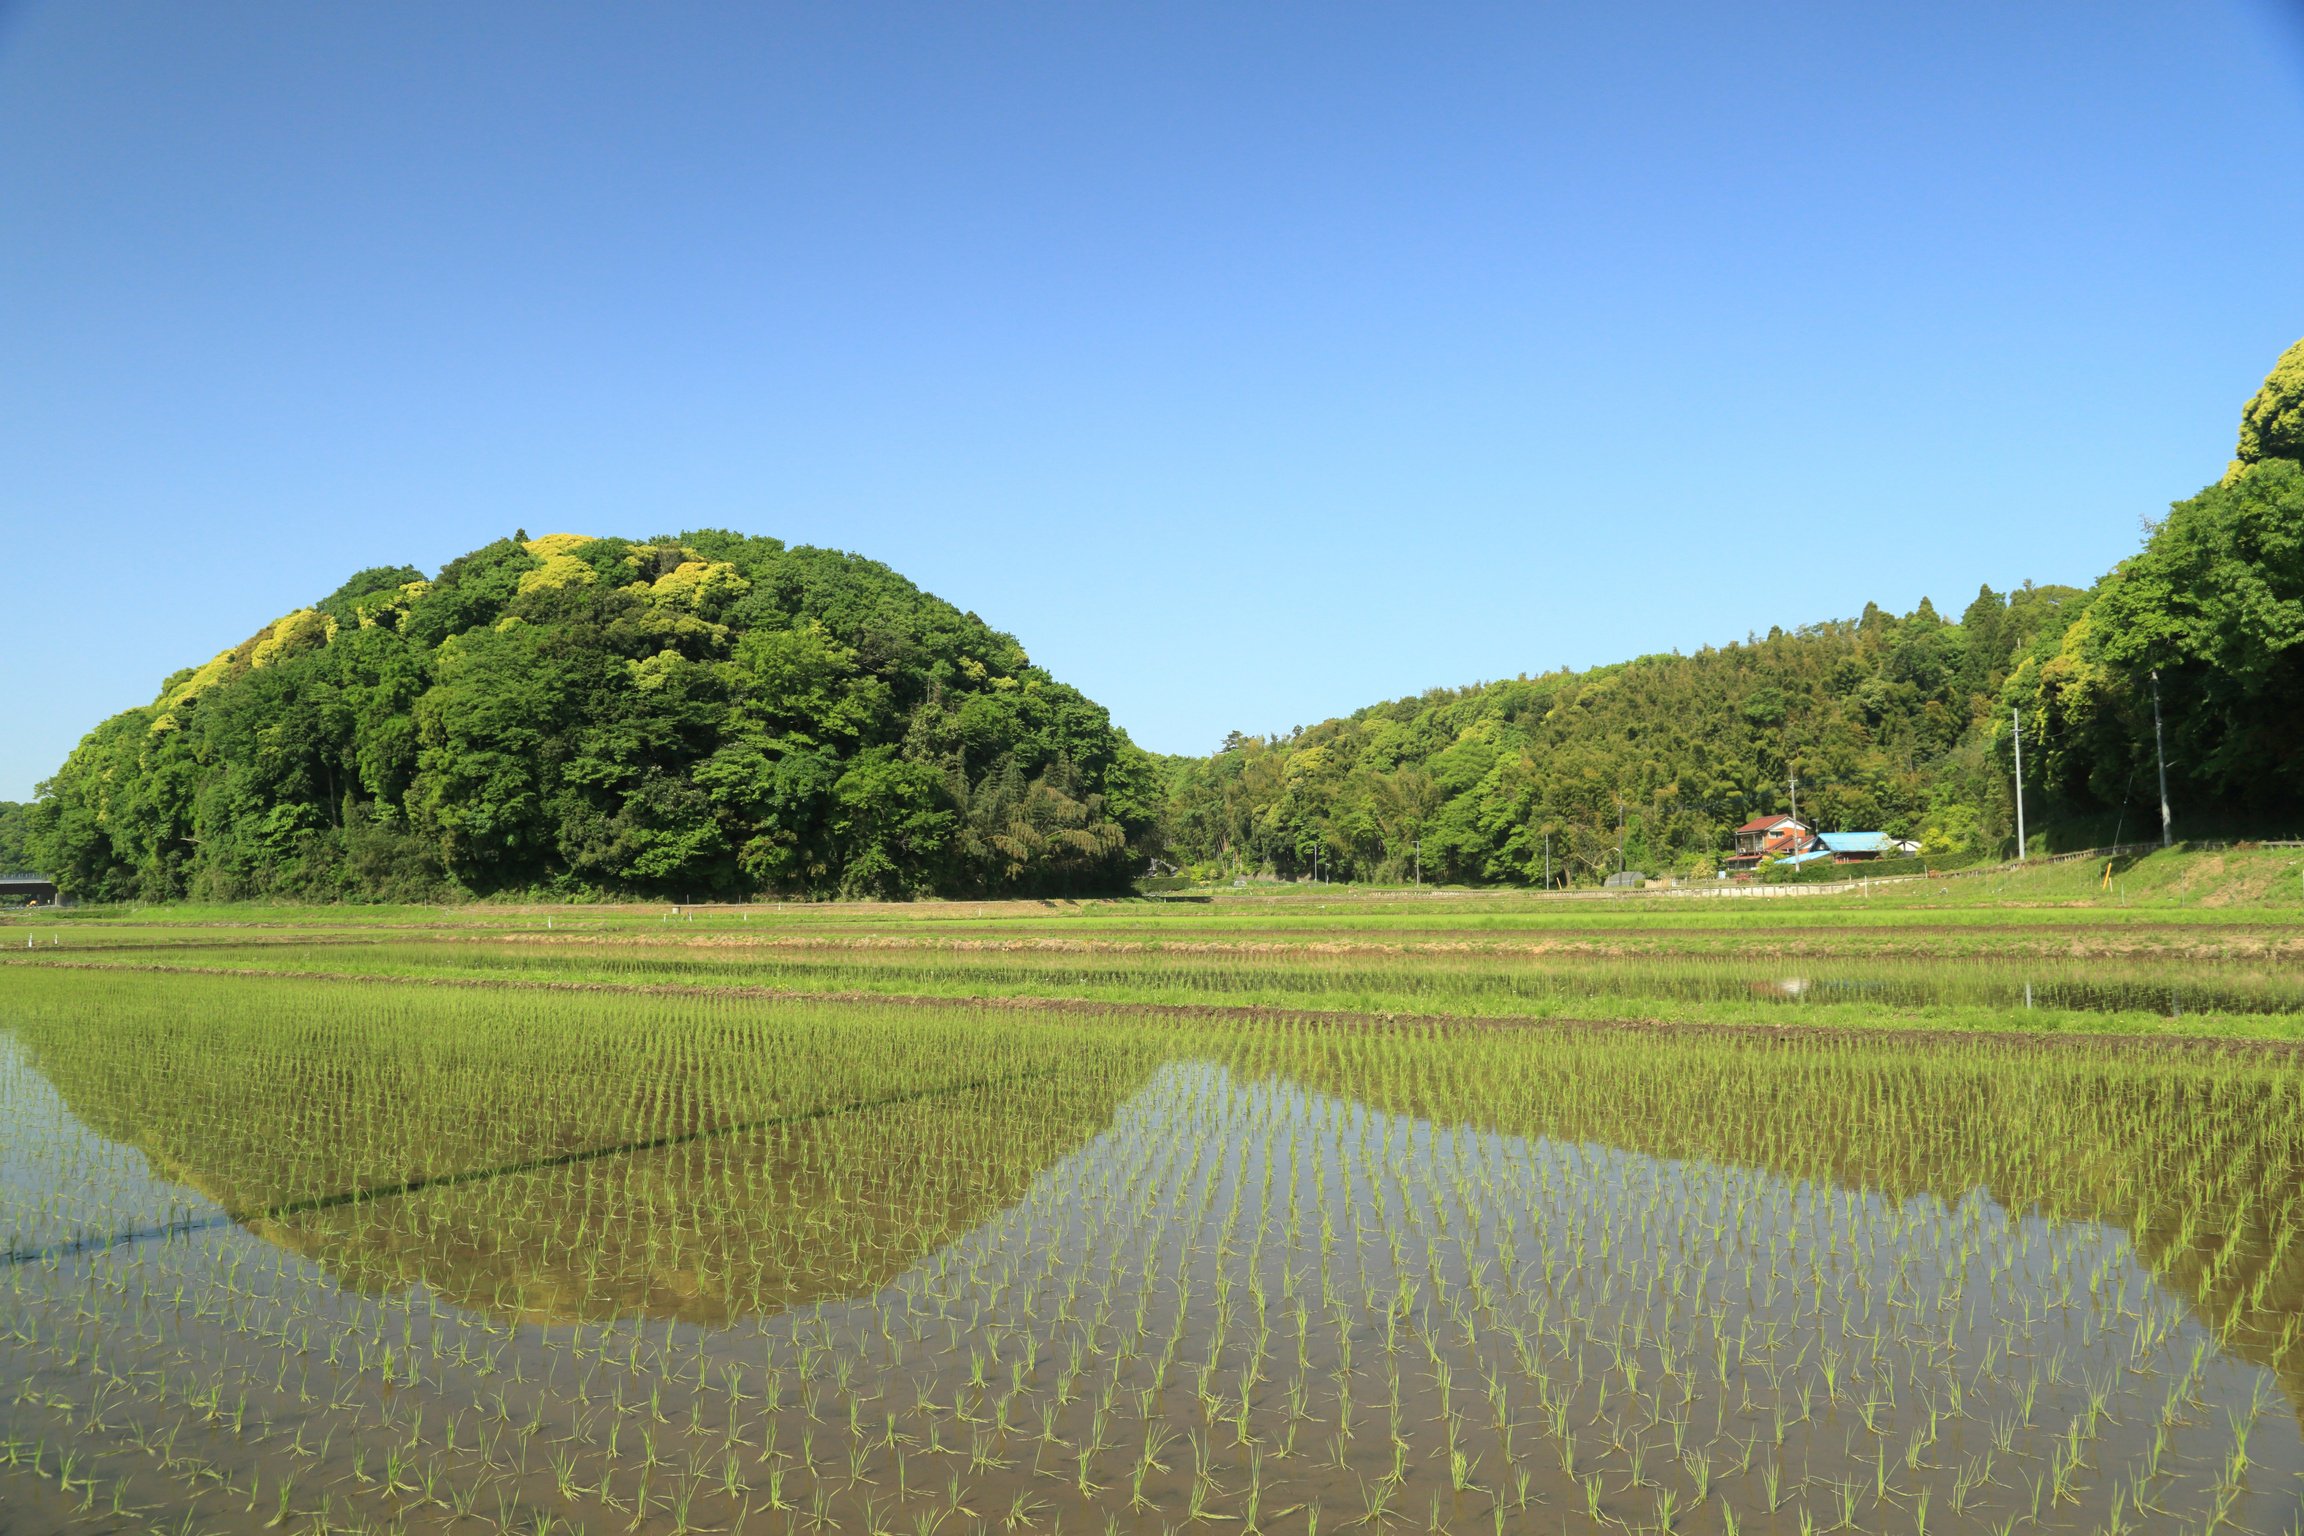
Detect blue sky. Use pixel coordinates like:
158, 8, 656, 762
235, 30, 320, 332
4, 2, 2303, 799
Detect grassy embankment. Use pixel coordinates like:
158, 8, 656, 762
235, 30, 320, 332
7, 844, 2300, 1042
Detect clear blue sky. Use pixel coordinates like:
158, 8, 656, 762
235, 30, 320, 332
4, 2, 2303, 799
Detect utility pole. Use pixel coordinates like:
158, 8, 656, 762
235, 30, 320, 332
1618, 800, 1627, 874
2152, 671, 2172, 848
1413, 838, 1420, 887
1788, 775, 1798, 836
1543, 830, 1552, 891
2011, 706, 2026, 862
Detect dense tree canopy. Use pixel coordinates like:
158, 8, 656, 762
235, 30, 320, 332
2229, 337, 2304, 481
2024, 442, 2304, 821
1160, 336, 2304, 882
0, 801, 32, 874
23, 532, 1156, 901
19, 339, 2304, 899
1157, 585, 2081, 883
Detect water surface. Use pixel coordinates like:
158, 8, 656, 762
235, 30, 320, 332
3, 976, 2300, 1534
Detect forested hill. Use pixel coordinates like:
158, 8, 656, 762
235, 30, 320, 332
14, 338, 2302, 901
1158, 587, 2083, 883
24, 532, 1160, 901
1160, 337, 2304, 883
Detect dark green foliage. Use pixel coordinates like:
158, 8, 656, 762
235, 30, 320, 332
24, 340, 2304, 899
1159, 337, 2304, 881
315, 565, 426, 626
2009, 339, 2304, 835
1159, 515, 2298, 884
1159, 588, 2073, 883
0, 801, 31, 873
23, 533, 1151, 901
2023, 457, 2304, 822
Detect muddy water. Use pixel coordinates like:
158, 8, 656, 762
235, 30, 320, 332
2, 1032, 2300, 1534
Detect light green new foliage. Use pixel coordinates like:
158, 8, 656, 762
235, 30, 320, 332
2229, 334, 2304, 480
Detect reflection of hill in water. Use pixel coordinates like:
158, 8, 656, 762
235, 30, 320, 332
235, 1069, 1139, 1325
13, 970, 2303, 1407
1240, 1028, 2304, 1421
9, 979, 1150, 1325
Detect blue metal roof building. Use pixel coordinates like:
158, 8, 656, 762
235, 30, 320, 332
1815, 832, 1900, 856
1769, 834, 1920, 871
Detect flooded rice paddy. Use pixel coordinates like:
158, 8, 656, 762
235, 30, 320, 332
22, 929, 2304, 1032
4, 968, 2302, 1533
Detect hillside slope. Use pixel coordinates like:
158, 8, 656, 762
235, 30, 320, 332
27, 532, 1157, 901
1160, 585, 2080, 883
1160, 338, 2304, 883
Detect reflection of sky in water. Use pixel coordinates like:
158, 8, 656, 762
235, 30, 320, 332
0, 1033, 222, 1258
869, 1060, 2304, 1531
6, 1038, 2301, 1532
969, 1059, 2268, 1381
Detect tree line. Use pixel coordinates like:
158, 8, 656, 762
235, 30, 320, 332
15, 532, 1157, 901
8, 338, 2300, 899
1153, 337, 2304, 882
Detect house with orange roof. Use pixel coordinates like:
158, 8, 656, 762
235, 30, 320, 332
1723, 815, 1814, 874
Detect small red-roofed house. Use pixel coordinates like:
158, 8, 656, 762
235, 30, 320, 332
1724, 816, 1814, 874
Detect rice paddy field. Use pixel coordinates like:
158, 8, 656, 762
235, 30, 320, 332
4, 846, 2303, 1535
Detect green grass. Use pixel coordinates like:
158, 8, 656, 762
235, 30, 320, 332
3, 845, 2301, 1532
11, 844, 2302, 1042
20, 934, 2304, 1041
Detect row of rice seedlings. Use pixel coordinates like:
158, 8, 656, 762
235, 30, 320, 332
38, 932, 2304, 1037
0, 972, 1137, 1222
18, 878, 2282, 952
0, 976, 1162, 1532
2, 969, 2301, 1532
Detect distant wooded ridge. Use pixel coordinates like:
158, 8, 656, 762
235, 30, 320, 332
5, 338, 2300, 898
1158, 337, 2304, 883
